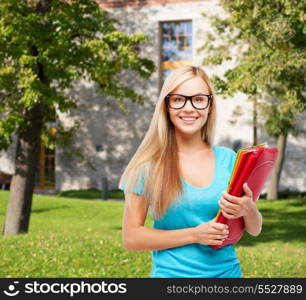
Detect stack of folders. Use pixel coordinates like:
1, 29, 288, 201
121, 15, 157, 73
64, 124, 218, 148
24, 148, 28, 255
211, 143, 279, 249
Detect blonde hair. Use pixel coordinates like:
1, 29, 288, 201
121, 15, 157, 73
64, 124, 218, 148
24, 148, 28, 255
118, 66, 217, 219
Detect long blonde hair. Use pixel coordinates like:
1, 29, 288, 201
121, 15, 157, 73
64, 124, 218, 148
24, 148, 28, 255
118, 66, 217, 219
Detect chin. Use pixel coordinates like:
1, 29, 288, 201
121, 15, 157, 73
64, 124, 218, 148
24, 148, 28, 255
176, 126, 200, 135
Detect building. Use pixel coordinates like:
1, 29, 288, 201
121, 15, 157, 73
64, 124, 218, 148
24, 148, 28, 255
0, 0, 305, 193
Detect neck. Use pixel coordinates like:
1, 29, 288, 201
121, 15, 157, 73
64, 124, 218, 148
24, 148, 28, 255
175, 129, 209, 155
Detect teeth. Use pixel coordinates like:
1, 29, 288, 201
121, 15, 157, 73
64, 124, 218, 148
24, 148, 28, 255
181, 118, 196, 120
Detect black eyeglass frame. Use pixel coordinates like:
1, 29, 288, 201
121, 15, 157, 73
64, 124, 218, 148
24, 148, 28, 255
165, 93, 213, 110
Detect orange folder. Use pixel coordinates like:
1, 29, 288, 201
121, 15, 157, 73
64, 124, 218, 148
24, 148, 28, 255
211, 143, 278, 249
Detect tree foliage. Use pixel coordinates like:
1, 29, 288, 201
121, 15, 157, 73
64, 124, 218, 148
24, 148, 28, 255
0, 0, 155, 152
199, 0, 305, 137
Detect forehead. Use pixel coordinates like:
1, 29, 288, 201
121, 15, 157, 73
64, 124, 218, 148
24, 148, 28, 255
171, 76, 210, 95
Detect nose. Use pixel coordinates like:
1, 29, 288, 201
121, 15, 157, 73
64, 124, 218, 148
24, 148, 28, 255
183, 99, 196, 110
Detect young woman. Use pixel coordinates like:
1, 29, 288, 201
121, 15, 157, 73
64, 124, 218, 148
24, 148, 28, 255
118, 66, 262, 278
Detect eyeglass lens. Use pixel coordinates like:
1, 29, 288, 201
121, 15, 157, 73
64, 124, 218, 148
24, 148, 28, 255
168, 95, 209, 109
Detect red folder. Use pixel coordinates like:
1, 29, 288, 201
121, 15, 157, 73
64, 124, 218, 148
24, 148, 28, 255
211, 144, 278, 249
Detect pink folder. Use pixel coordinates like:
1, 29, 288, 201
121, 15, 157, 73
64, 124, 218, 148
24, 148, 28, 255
211, 144, 278, 249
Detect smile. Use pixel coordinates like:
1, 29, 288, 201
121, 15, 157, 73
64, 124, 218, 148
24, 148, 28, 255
179, 117, 198, 124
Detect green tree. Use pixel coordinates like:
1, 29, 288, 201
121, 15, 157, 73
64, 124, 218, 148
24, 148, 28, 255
199, 0, 305, 199
0, 0, 154, 235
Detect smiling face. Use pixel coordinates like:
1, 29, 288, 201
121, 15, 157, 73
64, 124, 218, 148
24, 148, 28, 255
166, 76, 211, 136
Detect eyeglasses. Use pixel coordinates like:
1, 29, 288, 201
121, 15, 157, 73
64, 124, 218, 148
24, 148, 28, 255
165, 93, 212, 110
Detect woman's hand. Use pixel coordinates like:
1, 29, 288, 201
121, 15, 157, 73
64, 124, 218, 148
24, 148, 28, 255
193, 220, 229, 246
218, 182, 255, 219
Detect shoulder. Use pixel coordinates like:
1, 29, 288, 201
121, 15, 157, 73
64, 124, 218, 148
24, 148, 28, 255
118, 163, 149, 196
213, 145, 237, 171
214, 145, 236, 157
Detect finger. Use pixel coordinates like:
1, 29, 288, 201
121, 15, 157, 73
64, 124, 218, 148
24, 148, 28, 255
208, 227, 224, 236
220, 206, 237, 217
209, 239, 224, 246
211, 221, 228, 231
214, 233, 228, 240
219, 199, 239, 213
210, 228, 229, 237
222, 191, 241, 204
222, 210, 237, 220
243, 182, 253, 198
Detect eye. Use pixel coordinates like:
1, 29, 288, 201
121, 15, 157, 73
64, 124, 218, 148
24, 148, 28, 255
170, 95, 184, 102
194, 97, 205, 102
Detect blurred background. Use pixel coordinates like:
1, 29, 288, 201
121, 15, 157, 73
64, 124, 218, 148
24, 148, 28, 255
0, 0, 305, 278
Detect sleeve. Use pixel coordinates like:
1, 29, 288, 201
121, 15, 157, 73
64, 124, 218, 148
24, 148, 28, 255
218, 146, 237, 174
228, 148, 237, 174
223, 147, 237, 189
118, 169, 145, 196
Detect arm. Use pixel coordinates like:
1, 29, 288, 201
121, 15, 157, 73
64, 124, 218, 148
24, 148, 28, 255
243, 203, 262, 236
218, 183, 263, 236
122, 192, 229, 251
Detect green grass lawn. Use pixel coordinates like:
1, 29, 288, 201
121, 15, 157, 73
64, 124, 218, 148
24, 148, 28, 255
0, 190, 305, 278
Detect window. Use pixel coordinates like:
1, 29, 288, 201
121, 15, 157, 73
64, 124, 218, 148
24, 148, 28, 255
160, 20, 193, 85
34, 139, 55, 190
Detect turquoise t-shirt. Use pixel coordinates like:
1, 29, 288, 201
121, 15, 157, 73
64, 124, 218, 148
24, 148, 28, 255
119, 145, 242, 278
